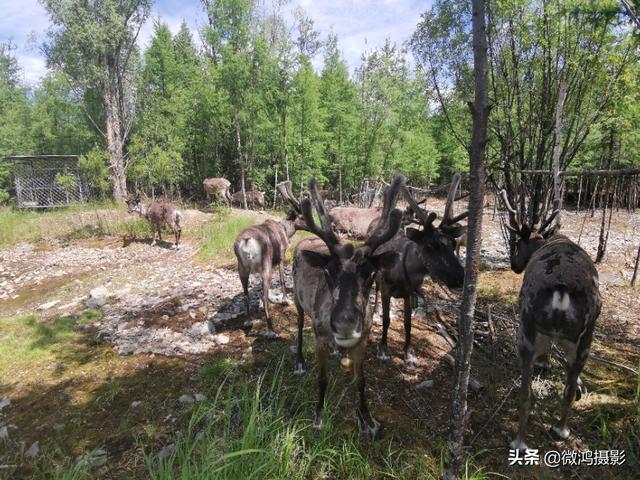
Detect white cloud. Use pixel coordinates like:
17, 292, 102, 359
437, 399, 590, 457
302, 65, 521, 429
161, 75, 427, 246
1, 0, 431, 85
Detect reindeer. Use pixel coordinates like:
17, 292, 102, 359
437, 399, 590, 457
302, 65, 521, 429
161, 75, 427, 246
328, 206, 383, 239
373, 174, 468, 366
126, 194, 182, 249
500, 191, 601, 450
231, 190, 265, 209
203, 177, 232, 206
292, 175, 403, 439
233, 181, 306, 337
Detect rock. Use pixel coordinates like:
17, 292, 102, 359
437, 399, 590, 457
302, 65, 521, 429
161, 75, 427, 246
0, 426, 8, 441
194, 393, 206, 402
178, 395, 194, 405
0, 398, 10, 411
25, 441, 39, 458
53, 423, 64, 431
87, 449, 108, 466
130, 401, 142, 409
214, 334, 230, 345
86, 286, 109, 309
37, 300, 60, 311
416, 379, 434, 389
159, 444, 174, 459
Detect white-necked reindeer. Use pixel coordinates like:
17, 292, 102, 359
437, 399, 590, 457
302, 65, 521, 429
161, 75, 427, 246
126, 194, 182, 249
501, 191, 601, 450
292, 175, 403, 439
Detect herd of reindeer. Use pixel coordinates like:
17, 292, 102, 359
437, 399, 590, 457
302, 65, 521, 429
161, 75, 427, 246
124, 173, 601, 451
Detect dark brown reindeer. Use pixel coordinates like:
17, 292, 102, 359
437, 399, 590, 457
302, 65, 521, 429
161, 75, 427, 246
500, 191, 601, 450
292, 175, 403, 439
233, 181, 306, 338
373, 174, 468, 366
126, 194, 182, 249
231, 190, 265, 209
203, 177, 232, 206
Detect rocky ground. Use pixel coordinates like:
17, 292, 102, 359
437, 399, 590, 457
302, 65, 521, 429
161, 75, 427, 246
0, 203, 638, 479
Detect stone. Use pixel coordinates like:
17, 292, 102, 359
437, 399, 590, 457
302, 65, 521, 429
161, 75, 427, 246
0, 398, 10, 411
194, 393, 206, 402
37, 300, 60, 311
53, 423, 64, 431
25, 441, 39, 458
214, 334, 230, 345
0, 426, 8, 441
178, 395, 194, 405
416, 379, 434, 389
159, 444, 174, 459
86, 286, 109, 309
130, 401, 142, 409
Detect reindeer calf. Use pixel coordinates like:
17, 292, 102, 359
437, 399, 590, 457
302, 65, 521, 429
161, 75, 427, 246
127, 195, 182, 248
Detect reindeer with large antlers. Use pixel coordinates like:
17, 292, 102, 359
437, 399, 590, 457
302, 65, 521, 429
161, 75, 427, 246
373, 173, 468, 366
500, 191, 601, 450
292, 175, 403, 439
233, 181, 306, 337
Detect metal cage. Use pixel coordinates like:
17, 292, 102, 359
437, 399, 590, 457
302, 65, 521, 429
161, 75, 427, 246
6, 155, 87, 208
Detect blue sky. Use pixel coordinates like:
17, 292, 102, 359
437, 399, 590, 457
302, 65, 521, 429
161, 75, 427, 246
0, 0, 430, 85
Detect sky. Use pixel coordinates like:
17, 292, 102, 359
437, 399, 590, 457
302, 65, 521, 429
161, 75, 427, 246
0, 0, 430, 85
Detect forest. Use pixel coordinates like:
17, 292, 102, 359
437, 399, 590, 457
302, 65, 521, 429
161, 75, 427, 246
0, 0, 637, 207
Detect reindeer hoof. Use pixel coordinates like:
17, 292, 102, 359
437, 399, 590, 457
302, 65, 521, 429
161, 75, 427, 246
313, 414, 323, 431
265, 330, 278, 340
377, 346, 389, 362
358, 417, 382, 441
510, 438, 529, 451
550, 425, 571, 440
404, 352, 419, 368
575, 380, 586, 401
293, 363, 306, 377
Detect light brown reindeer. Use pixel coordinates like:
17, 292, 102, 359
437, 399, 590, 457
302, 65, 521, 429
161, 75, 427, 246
203, 177, 232, 206
500, 191, 602, 450
233, 181, 306, 337
292, 175, 403, 439
327, 206, 382, 239
126, 194, 182, 249
231, 190, 265, 209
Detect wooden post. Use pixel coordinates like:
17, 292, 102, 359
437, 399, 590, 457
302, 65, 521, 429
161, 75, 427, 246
631, 243, 640, 287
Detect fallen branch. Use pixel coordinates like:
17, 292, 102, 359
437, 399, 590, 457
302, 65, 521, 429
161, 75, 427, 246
590, 353, 639, 376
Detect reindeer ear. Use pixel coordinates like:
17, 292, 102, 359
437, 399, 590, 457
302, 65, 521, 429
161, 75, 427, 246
369, 251, 398, 270
406, 227, 424, 241
301, 250, 333, 269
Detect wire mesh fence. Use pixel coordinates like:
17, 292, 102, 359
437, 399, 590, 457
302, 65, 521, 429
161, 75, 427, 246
7, 156, 87, 208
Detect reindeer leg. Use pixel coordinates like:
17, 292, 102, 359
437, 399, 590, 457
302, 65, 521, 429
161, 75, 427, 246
279, 259, 288, 301
150, 226, 157, 246
353, 341, 380, 440
313, 340, 329, 430
262, 264, 277, 338
377, 290, 391, 362
403, 296, 418, 367
293, 299, 306, 376
239, 266, 251, 318
511, 328, 537, 451
552, 337, 591, 440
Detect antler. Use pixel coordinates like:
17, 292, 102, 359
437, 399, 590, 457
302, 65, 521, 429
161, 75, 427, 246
440, 173, 469, 226
363, 174, 404, 254
302, 179, 351, 258
537, 199, 560, 234
499, 189, 520, 232
401, 185, 437, 228
277, 181, 300, 212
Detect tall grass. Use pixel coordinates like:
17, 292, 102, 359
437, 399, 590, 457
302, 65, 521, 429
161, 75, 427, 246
197, 211, 257, 267
143, 360, 435, 480
0, 203, 150, 245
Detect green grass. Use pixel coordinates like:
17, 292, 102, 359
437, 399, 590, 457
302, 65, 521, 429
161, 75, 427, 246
142, 360, 438, 480
0, 310, 101, 376
197, 211, 258, 266
0, 203, 152, 245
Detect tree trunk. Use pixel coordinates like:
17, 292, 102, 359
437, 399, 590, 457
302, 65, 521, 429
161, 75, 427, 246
233, 105, 247, 210
552, 80, 566, 220
631, 243, 640, 287
444, 0, 489, 478
103, 77, 127, 202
